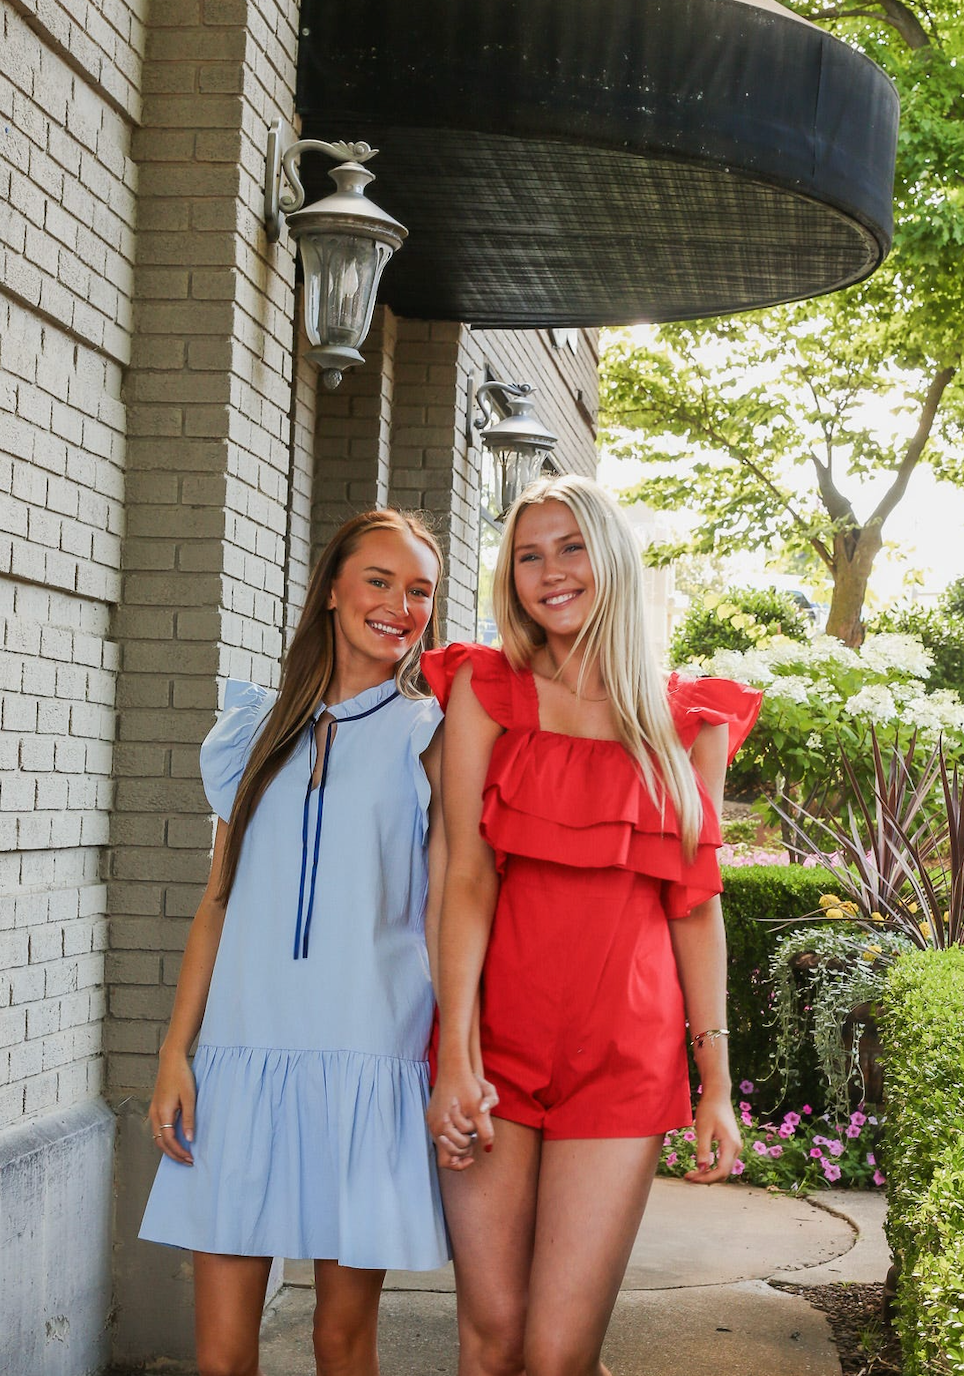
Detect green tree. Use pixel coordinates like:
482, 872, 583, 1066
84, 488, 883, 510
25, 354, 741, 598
601, 1, 964, 648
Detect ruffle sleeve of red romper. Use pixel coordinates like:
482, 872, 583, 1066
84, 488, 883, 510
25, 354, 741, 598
665, 671, 763, 763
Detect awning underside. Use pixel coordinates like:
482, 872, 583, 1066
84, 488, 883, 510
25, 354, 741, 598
296, 0, 898, 326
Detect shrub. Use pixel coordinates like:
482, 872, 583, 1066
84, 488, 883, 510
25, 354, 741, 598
871, 579, 964, 695
720, 864, 835, 1112
880, 949, 964, 1375
682, 633, 964, 828
670, 585, 810, 666
870, 602, 964, 696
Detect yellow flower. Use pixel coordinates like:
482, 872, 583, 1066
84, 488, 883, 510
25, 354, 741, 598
919, 920, 931, 939
819, 894, 841, 909
842, 901, 860, 915
824, 908, 845, 921
716, 602, 738, 621
870, 912, 885, 924
704, 593, 721, 610
862, 944, 883, 962
908, 902, 919, 914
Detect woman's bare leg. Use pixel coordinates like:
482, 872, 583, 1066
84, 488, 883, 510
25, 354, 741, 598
524, 1136, 662, 1376
193, 1251, 272, 1376
311, 1261, 385, 1376
439, 1119, 542, 1376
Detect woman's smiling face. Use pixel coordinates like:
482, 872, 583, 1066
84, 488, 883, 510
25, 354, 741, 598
328, 527, 439, 675
511, 500, 596, 641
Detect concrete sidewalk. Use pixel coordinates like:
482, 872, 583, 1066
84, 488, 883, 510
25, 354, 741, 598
259, 1179, 891, 1375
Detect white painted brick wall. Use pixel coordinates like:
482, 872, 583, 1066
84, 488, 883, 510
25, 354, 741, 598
0, 0, 142, 1132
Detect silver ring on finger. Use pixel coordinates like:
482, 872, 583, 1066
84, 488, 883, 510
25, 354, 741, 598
160, 1122, 175, 1129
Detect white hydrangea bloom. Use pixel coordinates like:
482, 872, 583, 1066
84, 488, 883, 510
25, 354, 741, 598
766, 674, 811, 705
703, 648, 762, 682
844, 684, 898, 723
813, 677, 843, 703
763, 636, 816, 668
890, 680, 930, 705
901, 697, 947, 735
805, 635, 860, 669
806, 732, 823, 751
858, 633, 932, 678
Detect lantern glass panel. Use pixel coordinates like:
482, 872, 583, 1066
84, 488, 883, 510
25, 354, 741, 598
298, 233, 392, 350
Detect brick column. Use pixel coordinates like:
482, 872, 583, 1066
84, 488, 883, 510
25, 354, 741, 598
107, 0, 307, 1362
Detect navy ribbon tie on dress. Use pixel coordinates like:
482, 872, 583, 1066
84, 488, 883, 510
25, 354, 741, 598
292, 690, 400, 960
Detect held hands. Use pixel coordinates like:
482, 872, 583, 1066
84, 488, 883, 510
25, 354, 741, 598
148, 1049, 197, 1166
426, 1069, 499, 1171
683, 1086, 742, 1185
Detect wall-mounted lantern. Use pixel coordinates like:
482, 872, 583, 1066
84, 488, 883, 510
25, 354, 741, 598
264, 119, 407, 389
474, 381, 559, 515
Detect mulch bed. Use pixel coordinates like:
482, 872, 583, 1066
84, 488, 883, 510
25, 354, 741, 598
777, 1283, 903, 1374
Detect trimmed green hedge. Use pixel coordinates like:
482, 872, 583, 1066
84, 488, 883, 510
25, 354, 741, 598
719, 864, 835, 1111
881, 948, 964, 1375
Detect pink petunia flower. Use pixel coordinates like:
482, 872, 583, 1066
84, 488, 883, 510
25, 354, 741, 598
739, 1080, 755, 1094
739, 1102, 751, 1112
683, 1130, 696, 1142
822, 1161, 842, 1182
666, 1152, 678, 1166
802, 1104, 812, 1114
752, 1141, 768, 1155
827, 1140, 845, 1158
873, 1169, 886, 1186
769, 1145, 783, 1158
810, 1147, 823, 1158
778, 1124, 794, 1139
741, 1111, 752, 1126
850, 1111, 867, 1126
866, 1153, 876, 1167
731, 1159, 745, 1175
845, 1125, 861, 1139
783, 1112, 800, 1126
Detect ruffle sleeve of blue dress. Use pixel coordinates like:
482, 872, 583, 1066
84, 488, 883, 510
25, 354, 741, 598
199, 679, 278, 823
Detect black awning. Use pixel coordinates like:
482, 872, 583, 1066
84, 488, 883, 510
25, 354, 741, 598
296, 0, 898, 327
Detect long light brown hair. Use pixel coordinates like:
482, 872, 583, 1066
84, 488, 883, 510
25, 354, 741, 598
493, 474, 703, 856
218, 509, 443, 901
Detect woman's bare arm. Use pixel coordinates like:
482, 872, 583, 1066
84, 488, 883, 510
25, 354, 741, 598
148, 819, 230, 1164
426, 663, 503, 1153
668, 722, 742, 1183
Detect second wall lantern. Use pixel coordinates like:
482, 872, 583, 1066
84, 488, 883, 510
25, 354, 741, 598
264, 119, 408, 390
475, 381, 559, 516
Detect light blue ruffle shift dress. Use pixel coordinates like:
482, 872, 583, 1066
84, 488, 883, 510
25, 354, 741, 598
139, 676, 448, 1268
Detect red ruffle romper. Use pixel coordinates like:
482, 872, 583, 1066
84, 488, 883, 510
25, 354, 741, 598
422, 644, 762, 1141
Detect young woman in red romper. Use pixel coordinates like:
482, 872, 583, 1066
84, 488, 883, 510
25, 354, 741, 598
422, 475, 761, 1376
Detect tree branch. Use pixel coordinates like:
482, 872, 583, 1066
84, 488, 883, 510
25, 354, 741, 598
800, 1, 932, 47
809, 450, 856, 526
869, 366, 958, 527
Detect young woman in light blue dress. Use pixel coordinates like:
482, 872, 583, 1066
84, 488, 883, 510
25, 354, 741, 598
140, 509, 450, 1376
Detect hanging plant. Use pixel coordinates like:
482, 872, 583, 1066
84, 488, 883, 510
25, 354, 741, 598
768, 923, 914, 1122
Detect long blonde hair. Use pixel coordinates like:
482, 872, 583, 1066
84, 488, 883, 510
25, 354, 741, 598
218, 509, 442, 901
494, 474, 703, 855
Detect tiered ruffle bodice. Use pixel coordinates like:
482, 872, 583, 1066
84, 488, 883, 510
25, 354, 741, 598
422, 644, 761, 919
